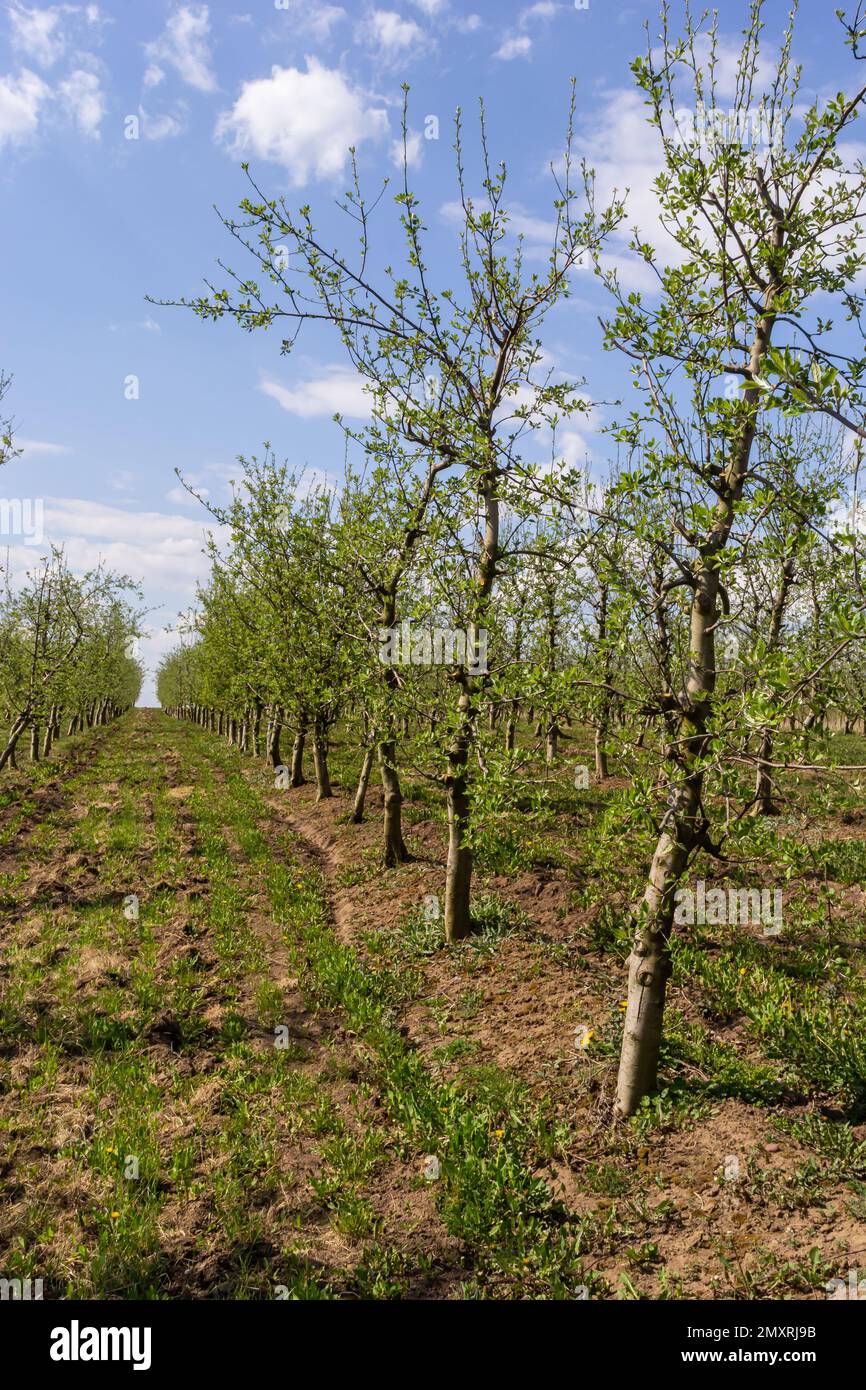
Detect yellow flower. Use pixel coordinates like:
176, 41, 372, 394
111, 1211, 120, 1220
493, 1129, 504, 1140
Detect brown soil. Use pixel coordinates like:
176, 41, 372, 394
253, 772, 866, 1300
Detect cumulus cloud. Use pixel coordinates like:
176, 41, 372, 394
362, 8, 426, 57
664, 32, 778, 103
494, 2, 562, 63
572, 86, 679, 283
166, 483, 209, 504
7, 3, 106, 68
390, 127, 422, 169
275, 2, 347, 39
7, 2, 67, 67
215, 58, 388, 184
494, 34, 531, 60
1, 498, 229, 673
16, 437, 72, 456
144, 4, 216, 93
0, 66, 49, 147
58, 67, 104, 136
259, 367, 372, 420
137, 104, 185, 140
8, 497, 228, 707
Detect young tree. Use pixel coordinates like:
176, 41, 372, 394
158, 96, 619, 940
599, 1, 866, 1115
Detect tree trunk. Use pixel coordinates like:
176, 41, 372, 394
545, 722, 558, 764
379, 738, 408, 865
352, 745, 375, 823
444, 691, 473, 942
614, 251, 779, 1117
312, 725, 332, 800
0, 717, 27, 774
594, 724, 609, 780
751, 557, 795, 817
268, 719, 283, 769
290, 725, 306, 786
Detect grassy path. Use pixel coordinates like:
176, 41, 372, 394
0, 709, 594, 1300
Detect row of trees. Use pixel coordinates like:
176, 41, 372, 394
0, 492, 143, 774
158, 0, 866, 1117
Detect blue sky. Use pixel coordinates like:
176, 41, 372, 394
0, 0, 854, 701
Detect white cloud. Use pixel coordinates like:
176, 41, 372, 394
495, 34, 531, 60
215, 59, 388, 184
260, 366, 372, 419
455, 12, 481, 31
409, 0, 445, 13
1, 491, 228, 706
520, 1, 557, 21
559, 427, 593, 468
572, 85, 685, 284
58, 67, 104, 136
16, 437, 71, 456
670, 33, 778, 104
7, 3, 108, 70
137, 104, 184, 140
390, 127, 422, 169
144, 4, 216, 93
362, 8, 425, 55
441, 198, 553, 243
166, 483, 209, 504
0, 66, 49, 147
300, 3, 347, 39
8, 3, 66, 67
494, 3, 559, 63
37, 497, 226, 584
595, 249, 660, 295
